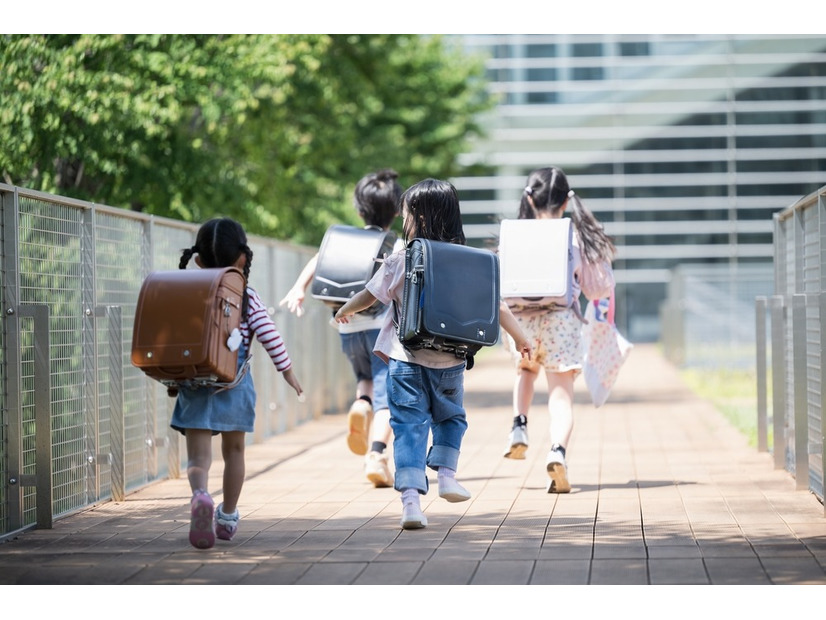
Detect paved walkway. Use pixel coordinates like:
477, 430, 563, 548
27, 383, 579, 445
1, 344, 825, 587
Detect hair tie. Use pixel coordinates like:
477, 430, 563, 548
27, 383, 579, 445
524, 186, 533, 195
567, 190, 575, 198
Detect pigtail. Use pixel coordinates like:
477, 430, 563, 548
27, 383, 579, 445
179, 245, 197, 270
240, 244, 253, 319
567, 193, 616, 264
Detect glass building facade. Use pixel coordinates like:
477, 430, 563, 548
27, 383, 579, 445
450, 34, 826, 342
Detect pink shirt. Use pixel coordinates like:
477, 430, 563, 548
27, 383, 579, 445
365, 249, 465, 369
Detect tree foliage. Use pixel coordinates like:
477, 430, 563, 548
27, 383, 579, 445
0, 34, 493, 244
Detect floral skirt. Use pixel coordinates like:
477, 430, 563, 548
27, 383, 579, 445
504, 307, 583, 377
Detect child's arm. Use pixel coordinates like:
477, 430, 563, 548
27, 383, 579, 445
499, 301, 532, 359
278, 253, 319, 317
281, 367, 304, 399
334, 288, 378, 323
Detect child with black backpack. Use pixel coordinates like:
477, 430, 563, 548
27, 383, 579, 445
334, 178, 531, 529
280, 169, 403, 488
500, 166, 615, 494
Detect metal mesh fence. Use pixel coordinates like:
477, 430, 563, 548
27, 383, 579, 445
660, 263, 775, 370
0, 185, 352, 537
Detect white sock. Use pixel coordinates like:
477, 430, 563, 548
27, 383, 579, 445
401, 488, 420, 507
438, 466, 456, 484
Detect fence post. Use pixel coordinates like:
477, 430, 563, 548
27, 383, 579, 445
17, 304, 53, 528
755, 297, 768, 452
770, 295, 786, 470
821, 292, 826, 514
792, 294, 809, 490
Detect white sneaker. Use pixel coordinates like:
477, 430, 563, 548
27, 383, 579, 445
365, 451, 393, 488
438, 476, 471, 502
400, 503, 427, 529
546, 446, 570, 493
504, 425, 528, 459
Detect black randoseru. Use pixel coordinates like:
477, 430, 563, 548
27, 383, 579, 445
396, 239, 500, 369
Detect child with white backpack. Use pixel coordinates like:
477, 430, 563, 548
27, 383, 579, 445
499, 166, 615, 493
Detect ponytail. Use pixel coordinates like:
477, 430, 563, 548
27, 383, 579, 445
566, 193, 616, 264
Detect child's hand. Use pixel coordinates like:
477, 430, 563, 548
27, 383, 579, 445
516, 338, 532, 360
334, 307, 353, 324
279, 289, 305, 317
282, 368, 304, 399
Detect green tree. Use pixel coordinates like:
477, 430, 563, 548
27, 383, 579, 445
0, 34, 493, 244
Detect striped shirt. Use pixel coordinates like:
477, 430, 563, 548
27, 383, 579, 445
241, 287, 292, 372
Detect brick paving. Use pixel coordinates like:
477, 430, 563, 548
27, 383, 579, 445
1, 344, 824, 587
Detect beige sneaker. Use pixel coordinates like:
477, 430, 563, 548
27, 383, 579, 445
346, 399, 372, 455
365, 451, 393, 488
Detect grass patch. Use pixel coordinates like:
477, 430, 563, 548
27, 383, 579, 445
680, 367, 772, 449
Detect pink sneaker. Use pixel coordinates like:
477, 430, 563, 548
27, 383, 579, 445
189, 490, 215, 549
215, 503, 240, 541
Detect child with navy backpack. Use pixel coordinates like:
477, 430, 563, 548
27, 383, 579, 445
334, 178, 531, 529
501, 167, 615, 493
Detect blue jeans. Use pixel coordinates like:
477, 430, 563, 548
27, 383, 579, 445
387, 358, 467, 494
340, 329, 388, 412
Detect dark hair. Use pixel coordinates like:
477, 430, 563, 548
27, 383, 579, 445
354, 168, 403, 229
179, 217, 253, 316
520, 166, 615, 263
400, 178, 466, 245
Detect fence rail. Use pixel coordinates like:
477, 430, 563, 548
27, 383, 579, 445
756, 184, 826, 507
0, 184, 352, 539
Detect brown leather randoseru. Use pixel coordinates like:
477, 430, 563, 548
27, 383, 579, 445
131, 267, 246, 387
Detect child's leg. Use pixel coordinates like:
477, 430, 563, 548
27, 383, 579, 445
365, 348, 394, 487
546, 370, 575, 449
341, 331, 375, 455
185, 429, 216, 549
545, 369, 575, 493
185, 429, 214, 493
387, 360, 430, 494
219, 431, 246, 514
514, 363, 539, 417
365, 408, 394, 488
505, 364, 539, 459
425, 364, 470, 502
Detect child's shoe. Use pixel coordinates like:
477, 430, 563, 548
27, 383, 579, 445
365, 451, 393, 488
189, 490, 215, 549
346, 399, 372, 455
546, 445, 571, 493
400, 503, 428, 529
215, 502, 240, 541
438, 476, 471, 502
503, 424, 528, 459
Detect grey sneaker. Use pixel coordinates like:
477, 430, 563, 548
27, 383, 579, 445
504, 425, 528, 459
546, 446, 570, 493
